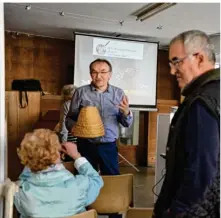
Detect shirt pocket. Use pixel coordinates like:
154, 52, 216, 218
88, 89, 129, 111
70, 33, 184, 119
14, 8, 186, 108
104, 100, 119, 118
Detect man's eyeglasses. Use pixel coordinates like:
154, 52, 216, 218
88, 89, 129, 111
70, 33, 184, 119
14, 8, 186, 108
91, 71, 110, 76
169, 53, 198, 69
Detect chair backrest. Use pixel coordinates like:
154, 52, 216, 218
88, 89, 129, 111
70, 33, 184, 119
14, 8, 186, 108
67, 209, 97, 218
0, 179, 18, 218
89, 174, 133, 214
126, 208, 153, 218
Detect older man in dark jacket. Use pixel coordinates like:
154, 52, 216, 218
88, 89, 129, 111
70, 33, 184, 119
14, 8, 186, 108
153, 30, 220, 218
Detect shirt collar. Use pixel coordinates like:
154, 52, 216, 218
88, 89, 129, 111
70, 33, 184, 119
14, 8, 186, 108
90, 82, 112, 93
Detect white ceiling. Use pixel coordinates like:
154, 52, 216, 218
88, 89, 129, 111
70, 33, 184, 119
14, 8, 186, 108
4, 3, 220, 47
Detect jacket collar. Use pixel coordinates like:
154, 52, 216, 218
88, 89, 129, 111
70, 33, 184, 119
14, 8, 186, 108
182, 68, 220, 97
19, 164, 73, 187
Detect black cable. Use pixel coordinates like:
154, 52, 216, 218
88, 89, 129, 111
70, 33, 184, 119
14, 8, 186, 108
161, 167, 166, 176
152, 168, 166, 197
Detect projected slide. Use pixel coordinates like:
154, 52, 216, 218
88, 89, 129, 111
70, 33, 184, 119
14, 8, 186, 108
74, 34, 158, 108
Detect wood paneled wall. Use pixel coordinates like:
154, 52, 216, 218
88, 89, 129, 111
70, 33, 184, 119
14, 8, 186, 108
40, 94, 63, 115
5, 91, 41, 180
5, 32, 74, 95
156, 50, 180, 100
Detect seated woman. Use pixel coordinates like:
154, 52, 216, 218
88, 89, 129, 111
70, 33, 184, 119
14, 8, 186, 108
14, 128, 103, 218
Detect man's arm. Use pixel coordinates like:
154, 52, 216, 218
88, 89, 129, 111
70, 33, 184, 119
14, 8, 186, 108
118, 110, 133, 127
168, 100, 219, 215
65, 89, 81, 132
59, 102, 69, 142
117, 93, 133, 127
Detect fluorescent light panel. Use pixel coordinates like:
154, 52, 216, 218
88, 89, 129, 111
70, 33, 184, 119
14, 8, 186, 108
135, 3, 176, 22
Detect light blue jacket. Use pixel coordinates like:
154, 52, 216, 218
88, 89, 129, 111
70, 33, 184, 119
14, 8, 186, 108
14, 158, 103, 218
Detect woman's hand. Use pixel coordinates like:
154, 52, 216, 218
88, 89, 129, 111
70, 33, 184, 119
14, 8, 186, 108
61, 142, 81, 160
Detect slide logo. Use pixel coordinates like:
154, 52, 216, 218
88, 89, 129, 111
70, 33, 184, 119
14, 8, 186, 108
93, 38, 143, 60
96, 44, 106, 55
96, 41, 110, 55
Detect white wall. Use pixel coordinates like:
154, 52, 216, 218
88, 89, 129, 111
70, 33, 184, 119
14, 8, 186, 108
210, 35, 220, 64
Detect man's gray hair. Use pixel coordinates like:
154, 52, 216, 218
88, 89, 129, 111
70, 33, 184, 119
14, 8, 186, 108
61, 84, 77, 100
170, 30, 216, 63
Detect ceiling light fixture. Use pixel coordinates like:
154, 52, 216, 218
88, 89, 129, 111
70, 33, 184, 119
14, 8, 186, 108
134, 3, 176, 22
119, 21, 124, 26
59, 11, 65, 16
157, 25, 163, 30
25, 5, 31, 10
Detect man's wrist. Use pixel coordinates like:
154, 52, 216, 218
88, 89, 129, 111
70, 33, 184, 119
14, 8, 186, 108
124, 109, 130, 116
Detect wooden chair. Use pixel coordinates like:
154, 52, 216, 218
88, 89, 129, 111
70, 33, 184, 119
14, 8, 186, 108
67, 209, 97, 218
89, 174, 133, 215
0, 179, 18, 218
126, 207, 153, 218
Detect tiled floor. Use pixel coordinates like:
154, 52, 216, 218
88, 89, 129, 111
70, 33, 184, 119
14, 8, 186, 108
98, 166, 155, 218
120, 166, 155, 207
